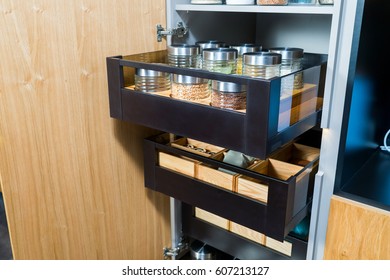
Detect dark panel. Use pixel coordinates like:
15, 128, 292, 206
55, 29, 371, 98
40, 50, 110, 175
336, 0, 390, 191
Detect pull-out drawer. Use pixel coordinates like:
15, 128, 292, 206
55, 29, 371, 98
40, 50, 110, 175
144, 133, 320, 241
108, 50, 326, 159
182, 204, 308, 260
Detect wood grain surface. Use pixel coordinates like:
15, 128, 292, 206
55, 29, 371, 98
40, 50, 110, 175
324, 196, 390, 260
0, 0, 170, 259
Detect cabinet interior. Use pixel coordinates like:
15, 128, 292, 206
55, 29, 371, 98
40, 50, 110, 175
335, 0, 390, 211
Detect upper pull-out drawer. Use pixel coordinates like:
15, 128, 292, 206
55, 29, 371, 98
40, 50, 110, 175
107, 50, 326, 159
143, 132, 320, 241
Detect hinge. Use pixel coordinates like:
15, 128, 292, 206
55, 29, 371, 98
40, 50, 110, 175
156, 22, 189, 42
163, 240, 189, 260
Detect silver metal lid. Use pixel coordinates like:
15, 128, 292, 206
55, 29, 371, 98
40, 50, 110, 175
243, 51, 282, 66
268, 47, 304, 59
212, 80, 246, 93
135, 68, 168, 77
196, 40, 227, 51
231, 44, 262, 56
173, 74, 208, 84
203, 48, 238, 61
167, 44, 200, 56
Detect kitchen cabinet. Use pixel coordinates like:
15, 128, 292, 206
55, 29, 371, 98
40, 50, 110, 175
106, 0, 365, 260
107, 0, 388, 259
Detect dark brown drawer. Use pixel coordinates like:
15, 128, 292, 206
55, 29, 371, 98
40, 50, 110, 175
107, 50, 326, 159
143, 133, 320, 241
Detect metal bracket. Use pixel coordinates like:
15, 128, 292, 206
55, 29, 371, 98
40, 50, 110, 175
163, 239, 189, 260
156, 22, 188, 42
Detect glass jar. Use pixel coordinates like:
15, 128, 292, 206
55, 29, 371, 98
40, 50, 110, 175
202, 48, 238, 74
191, 0, 223, 4
196, 40, 227, 53
171, 74, 210, 101
231, 44, 262, 74
168, 44, 201, 68
211, 81, 246, 110
288, 0, 316, 4
319, 0, 333, 4
226, 0, 255, 4
134, 68, 171, 93
242, 51, 281, 79
257, 0, 288, 5
269, 47, 304, 91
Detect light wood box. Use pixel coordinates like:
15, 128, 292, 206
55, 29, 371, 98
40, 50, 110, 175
195, 208, 229, 230
265, 236, 293, 257
236, 159, 304, 204
230, 222, 266, 245
158, 152, 199, 177
270, 142, 320, 167
170, 137, 226, 158
196, 152, 240, 192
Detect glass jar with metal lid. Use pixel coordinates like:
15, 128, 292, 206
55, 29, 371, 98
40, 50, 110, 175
319, 0, 333, 4
191, 0, 223, 4
167, 44, 201, 68
171, 74, 210, 101
269, 47, 304, 92
211, 80, 246, 110
242, 51, 281, 79
134, 68, 171, 93
196, 40, 228, 53
202, 48, 238, 74
231, 43, 262, 74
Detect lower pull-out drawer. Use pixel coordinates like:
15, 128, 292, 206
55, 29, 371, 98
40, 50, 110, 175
143, 133, 320, 241
182, 204, 308, 260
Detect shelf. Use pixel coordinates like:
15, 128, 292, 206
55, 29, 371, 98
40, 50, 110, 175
176, 4, 335, 15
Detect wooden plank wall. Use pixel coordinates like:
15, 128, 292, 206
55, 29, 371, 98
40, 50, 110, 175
324, 196, 390, 260
0, 0, 170, 259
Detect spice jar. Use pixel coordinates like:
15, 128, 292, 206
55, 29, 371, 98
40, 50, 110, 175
196, 40, 227, 53
242, 51, 281, 79
168, 44, 201, 68
226, 0, 255, 4
171, 74, 210, 101
319, 0, 334, 4
191, 0, 223, 4
231, 44, 262, 74
288, 0, 316, 4
134, 68, 171, 93
257, 0, 288, 5
269, 47, 304, 91
211, 80, 246, 110
202, 48, 238, 74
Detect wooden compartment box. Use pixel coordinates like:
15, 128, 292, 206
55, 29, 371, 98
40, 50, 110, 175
107, 50, 327, 159
143, 133, 319, 241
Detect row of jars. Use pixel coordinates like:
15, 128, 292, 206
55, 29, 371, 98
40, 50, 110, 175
167, 42, 304, 81
134, 43, 305, 110
135, 70, 247, 110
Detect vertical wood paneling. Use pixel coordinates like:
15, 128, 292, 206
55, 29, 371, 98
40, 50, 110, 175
0, 0, 170, 259
324, 196, 390, 260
